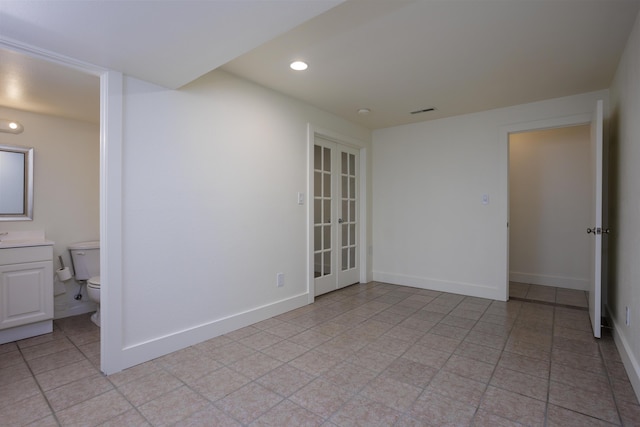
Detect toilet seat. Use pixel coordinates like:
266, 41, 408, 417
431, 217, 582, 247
87, 276, 100, 289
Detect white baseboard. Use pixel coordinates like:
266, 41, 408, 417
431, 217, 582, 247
509, 271, 588, 291
111, 292, 309, 374
372, 271, 505, 301
606, 305, 640, 404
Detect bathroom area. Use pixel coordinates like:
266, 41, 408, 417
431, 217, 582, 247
0, 84, 101, 345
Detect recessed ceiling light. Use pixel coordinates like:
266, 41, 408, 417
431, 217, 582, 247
0, 119, 23, 134
290, 61, 308, 71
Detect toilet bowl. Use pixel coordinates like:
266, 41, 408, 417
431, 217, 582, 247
86, 276, 101, 327
68, 241, 101, 327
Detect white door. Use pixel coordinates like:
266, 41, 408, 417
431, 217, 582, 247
313, 137, 360, 296
587, 99, 604, 338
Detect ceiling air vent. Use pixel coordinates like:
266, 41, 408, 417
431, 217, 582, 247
410, 107, 436, 115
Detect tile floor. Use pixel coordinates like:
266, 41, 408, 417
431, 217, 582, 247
1, 282, 639, 426
509, 282, 589, 309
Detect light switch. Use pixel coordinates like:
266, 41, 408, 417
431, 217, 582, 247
297, 192, 304, 205
482, 194, 489, 205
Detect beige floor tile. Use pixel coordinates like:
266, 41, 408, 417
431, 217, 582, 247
490, 366, 548, 401
330, 395, 402, 427
106, 360, 161, 387
549, 380, 620, 424
25, 414, 60, 427
256, 364, 316, 397
443, 354, 495, 383
288, 329, 333, 349
35, 359, 99, 391
238, 330, 283, 350
251, 399, 324, 427
190, 366, 251, 402
0, 359, 32, 385
479, 385, 546, 426
205, 341, 257, 365
0, 376, 43, 409
409, 389, 476, 426
498, 351, 550, 379
163, 353, 223, 384
137, 386, 210, 427
546, 404, 618, 427
174, 405, 241, 427
118, 369, 183, 406
99, 408, 151, 426
416, 332, 461, 353
454, 341, 502, 365
2, 393, 52, 426
55, 389, 132, 427
27, 347, 87, 375
472, 409, 527, 426
289, 349, 342, 376
290, 378, 354, 418
381, 357, 438, 388
228, 351, 282, 380
321, 361, 378, 394
44, 373, 113, 411
550, 362, 611, 394
360, 376, 422, 412
402, 343, 450, 369
0, 348, 27, 369
215, 382, 283, 424
427, 370, 487, 407
20, 337, 76, 360
260, 339, 309, 362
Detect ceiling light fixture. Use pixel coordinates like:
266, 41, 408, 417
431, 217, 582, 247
0, 119, 24, 134
290, 61, 308, 71
357, 108, 371, 115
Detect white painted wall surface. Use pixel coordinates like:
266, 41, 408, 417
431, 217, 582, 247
0, 107, 99, 318
509, 125, 591, 290
609, 10, 640, 403
114, 70, 370, 370
372, 90, 608, 301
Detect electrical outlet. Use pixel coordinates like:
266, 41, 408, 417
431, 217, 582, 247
626, 306, 630, 326
277, 273, 284, 288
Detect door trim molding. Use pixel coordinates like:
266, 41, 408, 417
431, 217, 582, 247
307, 124, 367, 303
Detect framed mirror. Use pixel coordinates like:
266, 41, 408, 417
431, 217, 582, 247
0, 144, 33, 221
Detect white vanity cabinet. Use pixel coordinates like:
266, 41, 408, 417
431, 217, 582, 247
0, 244, 54, 344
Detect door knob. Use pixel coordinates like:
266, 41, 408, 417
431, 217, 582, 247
338, 218, 344, 224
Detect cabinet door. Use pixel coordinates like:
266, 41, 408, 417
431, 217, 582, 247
0, 261, 53, 330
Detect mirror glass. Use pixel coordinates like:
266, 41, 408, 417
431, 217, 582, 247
0, 144, 33, 221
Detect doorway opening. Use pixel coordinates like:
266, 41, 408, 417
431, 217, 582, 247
508, 124, 591, 309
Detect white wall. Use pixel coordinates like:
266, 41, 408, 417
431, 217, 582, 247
109, 70, 371, 371
372, 90, 607, 301
609, 10, 640, 403
509, 125, 591, 290
0, 107, 99, 318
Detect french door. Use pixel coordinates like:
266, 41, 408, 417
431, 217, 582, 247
313, 137, 360, 296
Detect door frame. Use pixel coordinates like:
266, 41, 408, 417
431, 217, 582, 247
498, 113, 594, 301
307, 124, 368, 303
0, 38, 124, 374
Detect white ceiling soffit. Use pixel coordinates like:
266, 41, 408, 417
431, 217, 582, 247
222, 0, 640, 129
0, 0, 345, 89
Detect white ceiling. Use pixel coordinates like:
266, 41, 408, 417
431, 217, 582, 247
0, 0, 639, 128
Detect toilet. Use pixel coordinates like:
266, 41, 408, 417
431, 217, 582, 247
68, 241, 101, 327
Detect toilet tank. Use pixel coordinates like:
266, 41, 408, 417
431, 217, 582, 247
68, 241, 100, 281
